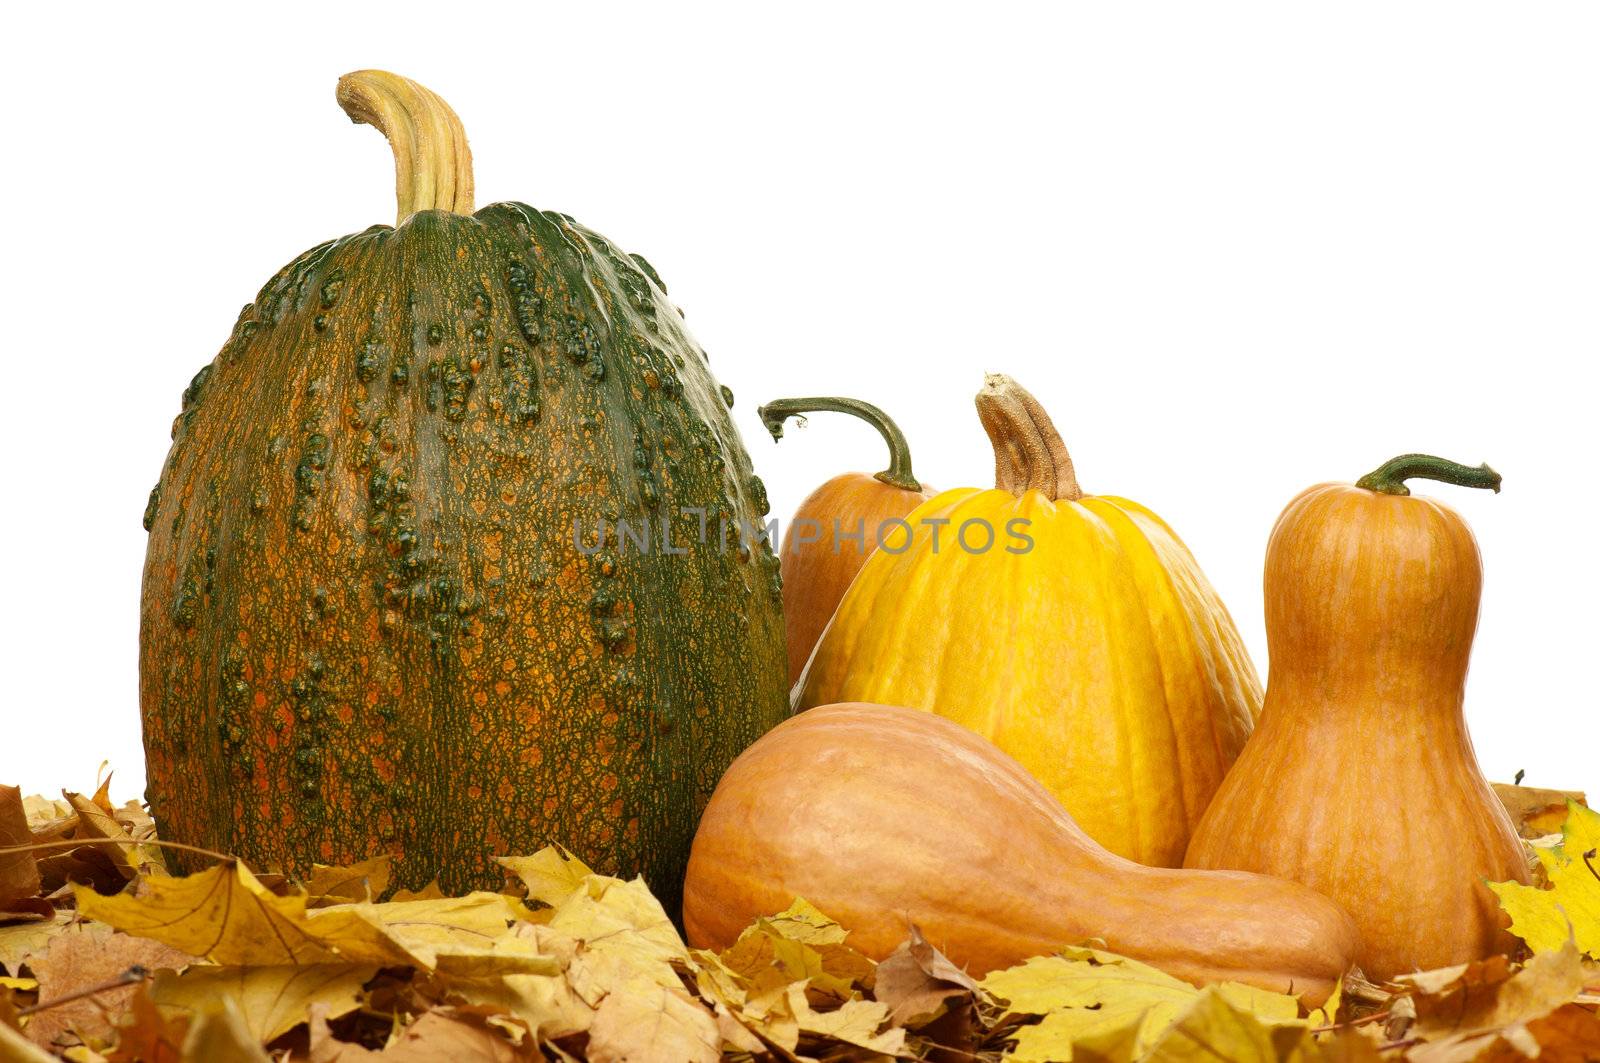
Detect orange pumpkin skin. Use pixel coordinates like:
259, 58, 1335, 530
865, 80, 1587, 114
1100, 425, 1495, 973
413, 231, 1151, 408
1184, 459, 1530, 980
684, 703, 1359, 1004
759, 397, 934, 685
777, 472, 934, 684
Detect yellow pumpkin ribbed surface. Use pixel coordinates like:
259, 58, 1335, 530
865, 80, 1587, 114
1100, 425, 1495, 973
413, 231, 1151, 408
795, 375, 1261, 867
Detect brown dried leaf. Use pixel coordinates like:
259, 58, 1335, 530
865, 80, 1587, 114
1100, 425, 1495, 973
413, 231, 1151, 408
1407, 1003, 1600, 1063
1403, 945, 1586, 1040
62, 793, 138, 881
104, 986, 186, 1063
1310, 1029, 1388, 1063
0, 788, 39, 909
310, 1004, 534, 1062
873, 925, 976, 1027
1493, 783, 1589, 840
109, 801, 154, 840
1509, 1003, 1600, 1059
0, 903, 53, 929
24, 923, 193, 1051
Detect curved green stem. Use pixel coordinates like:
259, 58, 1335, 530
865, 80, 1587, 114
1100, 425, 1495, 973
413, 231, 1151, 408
1355, 454, 1501, 497
756, 397, 920, 491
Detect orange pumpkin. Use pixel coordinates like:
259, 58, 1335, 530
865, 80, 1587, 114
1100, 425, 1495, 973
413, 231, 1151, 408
684, 702, 1359, 1003
758, 397, 935, 684
1184, 454, 1530, 980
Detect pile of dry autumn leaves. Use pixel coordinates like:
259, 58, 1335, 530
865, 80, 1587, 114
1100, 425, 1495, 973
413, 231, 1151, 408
0, 775, 1596, 1062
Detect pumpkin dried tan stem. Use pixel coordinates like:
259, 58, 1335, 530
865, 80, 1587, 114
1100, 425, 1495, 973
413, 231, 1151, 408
975, 373, 1082, 501
336, 70, 474, 225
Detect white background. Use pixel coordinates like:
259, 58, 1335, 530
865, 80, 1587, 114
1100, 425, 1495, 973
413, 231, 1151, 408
1, 3, 1595, 800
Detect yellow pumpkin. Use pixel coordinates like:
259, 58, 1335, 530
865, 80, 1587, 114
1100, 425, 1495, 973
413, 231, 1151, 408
796, 374, 1262, 867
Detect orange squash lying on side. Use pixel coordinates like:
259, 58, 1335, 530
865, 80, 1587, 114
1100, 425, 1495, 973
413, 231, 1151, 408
684, 702, 1359, 1004
1184, 454, 1530, 980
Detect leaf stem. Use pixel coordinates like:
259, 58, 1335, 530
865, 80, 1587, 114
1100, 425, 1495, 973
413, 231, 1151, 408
1310, 1010, 1391, 1033
0, 837, 239, 865
18, 967, 150, 1016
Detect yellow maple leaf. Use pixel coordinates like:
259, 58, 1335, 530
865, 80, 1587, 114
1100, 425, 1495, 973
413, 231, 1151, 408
983, 947, 1305, 1062
0, 912, 71, 975
1490, 800, 1600, 957
1140, 986, 1320, 1063
74, 863, 552, 976
442, 869, 690, 1040
444, 966, 596, 1040
178, 997, 272, 1062
498, 846, 594, 908
586, 983, 720, 1063
304, 855, 391, 905
686, 898, 885, 1052
547, 874, 688, 1000
348, 893, 552, 975
149, 964, 374, 1043
785, 984, 907, 1055
716, 898, 874, 1001
74, 862, 412, 966
0, 1020, 55, 1063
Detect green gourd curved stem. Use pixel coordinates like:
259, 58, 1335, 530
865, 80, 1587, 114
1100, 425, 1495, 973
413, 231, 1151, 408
1355, 454, 1502, 497
757, 397, 921, 491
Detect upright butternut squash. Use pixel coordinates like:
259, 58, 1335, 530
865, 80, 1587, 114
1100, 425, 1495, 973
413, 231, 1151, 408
1184, 454, 1530, 980
758, 397, 935, 684
796, 375, 1261, 866
684, 703, 1359, 1003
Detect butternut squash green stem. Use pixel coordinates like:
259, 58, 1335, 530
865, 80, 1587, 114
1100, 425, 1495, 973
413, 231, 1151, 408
975, 373, 1083, 502
336, 70, 475, 225
757, 397, 921, 491
1355, 454, 1501, 497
